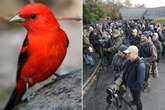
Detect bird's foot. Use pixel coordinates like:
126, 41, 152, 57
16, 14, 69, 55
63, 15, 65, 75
22, 90, 36, 102
22, 83, 36, 102
52, 70, 80, 81
53, 73, 63, 81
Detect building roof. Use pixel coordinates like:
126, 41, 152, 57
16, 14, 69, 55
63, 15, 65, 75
120, 6, 165, 20
144, 7, 165, 19
120, 8, 146, 20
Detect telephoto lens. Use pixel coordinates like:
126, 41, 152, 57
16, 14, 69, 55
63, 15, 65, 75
106, 88, 113, 104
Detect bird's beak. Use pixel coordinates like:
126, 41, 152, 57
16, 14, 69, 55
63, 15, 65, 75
9, 14, 26, 23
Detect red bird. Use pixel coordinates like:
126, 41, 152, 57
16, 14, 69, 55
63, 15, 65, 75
4, 3, 69, 110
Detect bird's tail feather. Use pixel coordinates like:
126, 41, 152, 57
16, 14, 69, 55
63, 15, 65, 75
4, 88, 22, 110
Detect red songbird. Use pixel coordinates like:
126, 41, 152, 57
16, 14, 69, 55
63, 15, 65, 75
4, 3, 69, 110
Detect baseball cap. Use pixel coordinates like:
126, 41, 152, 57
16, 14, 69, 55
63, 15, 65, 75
119, 45, 127, 52
89, 26, 94, 31
123, 45, 139, 54
141, 31, 151, 38
132, 29, 137, 33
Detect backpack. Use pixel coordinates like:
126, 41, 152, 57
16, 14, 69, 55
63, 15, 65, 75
135, 58, 150, 82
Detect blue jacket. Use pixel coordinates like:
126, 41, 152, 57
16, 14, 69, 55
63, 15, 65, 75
123, 57, 145, 90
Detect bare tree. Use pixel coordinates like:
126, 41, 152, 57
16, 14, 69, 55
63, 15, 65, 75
123, 0, 132, 8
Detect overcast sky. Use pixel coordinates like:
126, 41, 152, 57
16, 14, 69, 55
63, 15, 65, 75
120, 0, 165, 8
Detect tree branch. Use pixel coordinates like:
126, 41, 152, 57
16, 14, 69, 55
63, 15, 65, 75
0, 16, 9, 22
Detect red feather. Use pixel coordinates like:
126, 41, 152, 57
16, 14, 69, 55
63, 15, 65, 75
5, 3, 69, 109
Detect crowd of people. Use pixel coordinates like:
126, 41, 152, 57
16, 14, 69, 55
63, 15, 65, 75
83, 18, 165, 110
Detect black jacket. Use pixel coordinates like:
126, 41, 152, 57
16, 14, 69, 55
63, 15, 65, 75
139, 42, 157, 63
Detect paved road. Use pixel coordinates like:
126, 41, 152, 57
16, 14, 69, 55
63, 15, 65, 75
83, 53, 99, 83
84, 59, 165, 110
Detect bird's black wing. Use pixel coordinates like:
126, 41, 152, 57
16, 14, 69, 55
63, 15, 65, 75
4, 88, 21, 110
63, 30, 69, 48
4, 36, 29, 110
16, 36, 29, 81
66, 35, 69, 48
59, 28, 69, 48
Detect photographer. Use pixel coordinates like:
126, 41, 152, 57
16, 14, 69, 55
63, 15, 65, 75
159, 26, 165, 57
128, 29, 141, 49
104, 29, 122, 64
122, 45, 145, 110
89, 25, 102, 56
97, 31, 112, 67
111, 45, 128, 80
151, 33, 162, 77
139, 32, 157, 92
83, 34, 94, 67
102, 21, 109, 33
151, 33, 162, 62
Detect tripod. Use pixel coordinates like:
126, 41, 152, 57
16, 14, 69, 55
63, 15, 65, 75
95, 46, 107, 90
106, 88, 135, 110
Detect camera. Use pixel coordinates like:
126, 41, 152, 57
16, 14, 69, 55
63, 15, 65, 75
106, 87, 116, 104
98, 37, 111, 48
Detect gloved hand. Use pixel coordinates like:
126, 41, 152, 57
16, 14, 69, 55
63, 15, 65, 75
115, 77, 122, 86
111, 77, 123, 91
88, 46, 93, 52
111, 83, 120, 91
121, 84, 127, 91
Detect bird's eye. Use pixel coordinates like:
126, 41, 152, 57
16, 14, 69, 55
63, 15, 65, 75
30, 14, 36, 19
